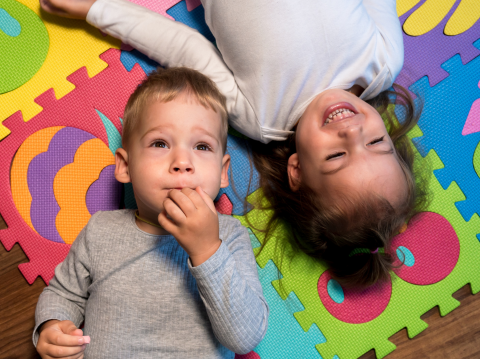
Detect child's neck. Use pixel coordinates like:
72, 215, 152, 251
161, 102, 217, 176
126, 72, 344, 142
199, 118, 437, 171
135, 210, 170, 236
347, 84, 364, 97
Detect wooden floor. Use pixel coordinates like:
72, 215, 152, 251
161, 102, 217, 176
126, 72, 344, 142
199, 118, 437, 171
1, 216, 479, 359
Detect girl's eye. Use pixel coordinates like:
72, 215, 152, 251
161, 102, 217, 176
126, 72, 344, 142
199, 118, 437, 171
195, 144, 211, 151
326, 152, 345, 160
152, 141, 167, 148
368, 136, 385, 145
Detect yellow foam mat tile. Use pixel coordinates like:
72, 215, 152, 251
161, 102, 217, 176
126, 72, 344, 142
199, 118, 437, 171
0, 0, 120, 141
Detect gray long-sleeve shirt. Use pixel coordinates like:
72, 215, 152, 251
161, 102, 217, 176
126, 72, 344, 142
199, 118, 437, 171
33, 210, 268, 358
87, 0, 403, 143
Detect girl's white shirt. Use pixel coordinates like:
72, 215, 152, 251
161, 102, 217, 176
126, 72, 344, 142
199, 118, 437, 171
87, 0, 403, 143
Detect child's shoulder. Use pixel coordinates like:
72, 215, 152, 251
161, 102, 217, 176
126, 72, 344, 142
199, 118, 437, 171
87, 209, 135, 231
218, 213, 248, 241
218, 212, 242, 227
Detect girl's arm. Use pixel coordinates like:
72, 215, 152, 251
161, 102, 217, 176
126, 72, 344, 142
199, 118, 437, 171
87, 0, 263, 141
189, 216, 269, 354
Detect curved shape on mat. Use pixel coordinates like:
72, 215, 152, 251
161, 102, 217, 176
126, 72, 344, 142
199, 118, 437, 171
444, 0, 480, 35
396, 0, 421, 17
54, 138, 114, 244
318, 270, 392, 324
462, 80, 480, 136
401, 0, 480, 36
0, 0, 49, 94
474, 141, 480, 179
11, 126, 64, 231
29, 127, 94, 243
391, 212, 460, 285
86, 165, 122, 215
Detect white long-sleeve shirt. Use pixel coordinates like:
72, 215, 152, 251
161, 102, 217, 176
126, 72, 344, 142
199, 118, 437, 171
87, 0, 403, 143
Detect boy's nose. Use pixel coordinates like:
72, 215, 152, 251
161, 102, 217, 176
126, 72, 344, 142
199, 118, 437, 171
173, 163, 193, 173
170, 151, 194, 173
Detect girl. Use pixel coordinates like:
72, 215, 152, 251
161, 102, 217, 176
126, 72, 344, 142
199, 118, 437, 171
40, 0, 427, 287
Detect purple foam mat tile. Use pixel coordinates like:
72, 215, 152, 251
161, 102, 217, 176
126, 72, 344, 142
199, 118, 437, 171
397, 0, 480, 94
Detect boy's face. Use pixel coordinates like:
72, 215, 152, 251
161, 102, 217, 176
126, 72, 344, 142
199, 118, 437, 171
290, 89, 406, 207
115, 92, 230, 222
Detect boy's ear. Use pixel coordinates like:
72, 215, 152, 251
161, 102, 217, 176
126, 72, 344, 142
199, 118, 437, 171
115, 148, 131, 184
220, 154, 231, 188
287, 153, 301, 192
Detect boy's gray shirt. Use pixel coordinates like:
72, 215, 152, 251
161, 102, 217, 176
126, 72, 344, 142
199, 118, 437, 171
33, 209, 268, 358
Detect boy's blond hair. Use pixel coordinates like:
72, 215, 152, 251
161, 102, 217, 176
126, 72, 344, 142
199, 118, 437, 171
123, 67, 229, 151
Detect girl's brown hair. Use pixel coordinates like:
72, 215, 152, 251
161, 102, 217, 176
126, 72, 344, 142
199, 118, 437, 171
249, 85, 429, 288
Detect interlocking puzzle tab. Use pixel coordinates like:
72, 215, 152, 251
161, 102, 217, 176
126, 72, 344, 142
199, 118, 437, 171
396, 0, 480, 95
250, 260, 326, 359
0, 0, 120, 142
405, 38, 480, 222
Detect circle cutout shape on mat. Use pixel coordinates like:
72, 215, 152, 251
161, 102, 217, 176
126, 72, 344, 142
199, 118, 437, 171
11, 127, 121, 245
318, 270, 391, 324
474, 140, 480, 179
390, 212, 459, 285
396, 246, 415, 267
0, 0, 49, 94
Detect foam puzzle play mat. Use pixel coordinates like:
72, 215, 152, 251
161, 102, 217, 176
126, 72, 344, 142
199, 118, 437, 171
1, 0, 479, 358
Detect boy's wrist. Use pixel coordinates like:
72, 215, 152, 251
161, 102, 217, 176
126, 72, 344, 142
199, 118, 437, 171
39, 319, 60, 333
189, 239, 222, 267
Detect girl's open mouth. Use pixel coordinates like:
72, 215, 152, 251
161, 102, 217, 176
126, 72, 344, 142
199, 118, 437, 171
322, 102, 358, 126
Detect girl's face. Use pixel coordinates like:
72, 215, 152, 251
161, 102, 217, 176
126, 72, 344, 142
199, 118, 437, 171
290, 89, 406, 206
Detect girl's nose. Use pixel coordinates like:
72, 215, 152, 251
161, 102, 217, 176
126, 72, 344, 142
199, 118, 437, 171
338, 124, 363, 141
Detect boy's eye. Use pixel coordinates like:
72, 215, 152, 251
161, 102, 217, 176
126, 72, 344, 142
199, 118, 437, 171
195, 144, 211, 151
326, 152, 345, 160
152, 141, 167, 148
368, 136, 385, 145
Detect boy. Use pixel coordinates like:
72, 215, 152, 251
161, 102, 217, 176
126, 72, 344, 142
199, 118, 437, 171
34, 68, 268, 359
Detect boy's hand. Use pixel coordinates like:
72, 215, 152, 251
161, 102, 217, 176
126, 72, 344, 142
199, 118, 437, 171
39, 0, 96, 19
37, 320, 90, 359
159, 187, 221, 266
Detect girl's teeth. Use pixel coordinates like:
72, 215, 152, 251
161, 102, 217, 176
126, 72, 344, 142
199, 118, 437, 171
325, 108, 354, 125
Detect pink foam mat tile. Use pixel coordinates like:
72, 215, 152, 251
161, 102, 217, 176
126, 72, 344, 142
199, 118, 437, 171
0, 49, 146, 284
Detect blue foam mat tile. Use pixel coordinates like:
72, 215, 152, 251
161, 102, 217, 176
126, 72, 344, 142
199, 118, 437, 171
166, 1, 215, 43
396, 38, 480, 222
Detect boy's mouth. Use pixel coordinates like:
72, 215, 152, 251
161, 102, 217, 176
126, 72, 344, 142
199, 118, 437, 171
323, 102, 358, 126
167, 187, 192, 191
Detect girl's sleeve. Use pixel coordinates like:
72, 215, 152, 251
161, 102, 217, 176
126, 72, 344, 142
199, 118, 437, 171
32, 225, 92, 346
360, 0, 404, 97
87, 0, 263, 142
188, 217, 269, 354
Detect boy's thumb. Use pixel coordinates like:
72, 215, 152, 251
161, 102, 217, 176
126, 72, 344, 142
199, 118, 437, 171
59, 321, 81, 335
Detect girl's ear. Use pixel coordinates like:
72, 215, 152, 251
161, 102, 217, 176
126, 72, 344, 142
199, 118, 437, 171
220, 154, 231, 188
287, 153, 301, 191
115, 148, 131, 184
